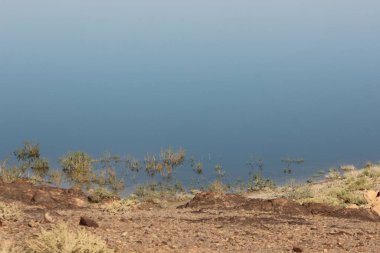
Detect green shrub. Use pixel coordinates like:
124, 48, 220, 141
285, 185, 314, 201
335, 190, 367, 205
60, 152, 94, 186
13, 142, 50, 178
363, 167, 380, 178
143, 148, 186, 178
88, 187, 118, 203
247, 173, 275, 191
346, 177, 373, 191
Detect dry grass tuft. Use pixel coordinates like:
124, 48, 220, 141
208, 180, 227, 193
101, 198, 140, 214
0, 201, 22, 221
0, 240, 24, 253
282, 163, 380, 207
26, 222, 114, 253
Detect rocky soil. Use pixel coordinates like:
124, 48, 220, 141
1, 181, 380, 252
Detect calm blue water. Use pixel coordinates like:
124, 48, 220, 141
1, 1, 380, 183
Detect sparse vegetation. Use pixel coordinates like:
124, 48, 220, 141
2, 141, 380, 211
247, 157, 275, 191
26, 222, 114, 253
88, 187, 118, 203
283, 162, 380, 207
13, 142, 50, 180
325, 167, 342, 180
208, 180, 227, 193
101, 198, 140, 214
0, 201, 22, 221
281, 158, 304, 175
60, 151, 94, 187
0, 162, 23, 183
0, 240, 23, 253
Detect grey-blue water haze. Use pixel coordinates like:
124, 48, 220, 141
1, 0, 380, 182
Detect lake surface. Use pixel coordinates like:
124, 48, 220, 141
1, 0, 380, 183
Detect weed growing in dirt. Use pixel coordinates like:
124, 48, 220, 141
0, 240, 23, 253
0, 201, 22, 221
346, 177, 373, 191
0, 161, 23, 183
284, 184, 314, 201
26, 222, 114, 253
208, 180, 227, 193
101, 198, 140, 214
88, 187, 118, 203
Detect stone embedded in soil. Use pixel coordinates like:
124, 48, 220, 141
79, 216, 99, 228
31, 190, 53, 204
70, 197, 88, 208
28, 220, 39, 227
44, 212, 54, 223
293, 246, 303, 252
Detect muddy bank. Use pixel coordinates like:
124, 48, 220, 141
179, 192, 380, 222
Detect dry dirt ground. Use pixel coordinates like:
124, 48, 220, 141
1, 181, 380, 253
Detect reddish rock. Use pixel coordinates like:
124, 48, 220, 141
79, 216, 99, 228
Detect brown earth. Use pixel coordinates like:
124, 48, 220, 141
1, 181, 380, 252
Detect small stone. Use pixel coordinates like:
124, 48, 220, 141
292, 246, 303, 252
28, 220, 39, 227
71, 198, 88, 208
44, 212, 54, 223
122, 232, 128, 237
79, 216, 99, 228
